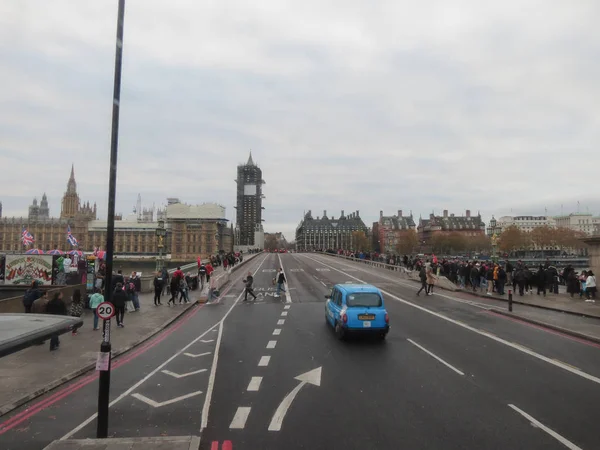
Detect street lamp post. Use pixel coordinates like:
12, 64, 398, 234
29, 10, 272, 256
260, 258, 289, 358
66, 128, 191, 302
97, 0, 126, 439
492, 233, 498, 263
155, 219, 166, 272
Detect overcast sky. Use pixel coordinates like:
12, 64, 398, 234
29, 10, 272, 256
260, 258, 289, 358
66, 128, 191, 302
1, 1, 599, 241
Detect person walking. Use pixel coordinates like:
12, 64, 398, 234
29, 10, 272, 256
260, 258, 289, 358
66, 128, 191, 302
89, 288, 104, 330
243, 271, 257, 301
112, 283, 127, 327
169, 275, 179, 306
46, 292, 67, 351
416, 265, 428, 296
69, 289, 84, 335
426, 263, 436, 296
153, 272, 163, 306
23, 281, 42, 313
585, 271, 596, 302
275, 268, 287, 298
198, 263, 207, 288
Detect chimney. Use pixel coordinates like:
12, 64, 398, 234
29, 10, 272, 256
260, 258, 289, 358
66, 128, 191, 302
466, 210, 471, 218
443, 210, 448, 218
341, 210, 344, 217
356, 210, 360, 217
380, 210, 383, 219
323, 210, 327, 217
398, 210, 403, 217
451, 213, 455, 217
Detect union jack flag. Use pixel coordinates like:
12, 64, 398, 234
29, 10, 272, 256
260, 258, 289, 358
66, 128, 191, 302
67, 225, 79, 247
21, 226, 34, 246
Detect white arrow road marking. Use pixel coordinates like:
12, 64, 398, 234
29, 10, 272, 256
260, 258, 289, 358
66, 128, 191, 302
200, 339, 214, 343
267, 340, 277, 349
258, 356, 271, 366
131, 390, 203, 408
268, 367, 322, 432
277, 319, 285, 325
508, 404, 583, 450
161, 368, 208, 378
247, 377, 262, 392
230, 406, 252, 429
273, 329, 281, 335
184, 352, 211, 358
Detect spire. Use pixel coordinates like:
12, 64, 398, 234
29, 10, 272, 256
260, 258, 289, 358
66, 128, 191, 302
66, 164, 77, 194
247, 150, 254, 166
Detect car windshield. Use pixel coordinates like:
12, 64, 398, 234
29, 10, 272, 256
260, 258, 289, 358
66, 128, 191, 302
346, 292, 382, 307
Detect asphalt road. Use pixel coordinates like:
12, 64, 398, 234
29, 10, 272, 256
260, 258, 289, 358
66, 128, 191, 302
1, 252, 599, 449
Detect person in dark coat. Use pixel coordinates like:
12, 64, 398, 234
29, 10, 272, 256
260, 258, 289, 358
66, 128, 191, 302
23, 281, 43, 313
112, 283, 128, 327
537, 265, 547, 297
153, 272, 163, 306
46, 292, 67, 351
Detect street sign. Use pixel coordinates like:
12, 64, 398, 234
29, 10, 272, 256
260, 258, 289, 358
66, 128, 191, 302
96, 302, 115, 320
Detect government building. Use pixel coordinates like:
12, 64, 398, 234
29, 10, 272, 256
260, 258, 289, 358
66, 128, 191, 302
295, 210, 369, 251
0, 166, 233, 261
417, 209, 486, 247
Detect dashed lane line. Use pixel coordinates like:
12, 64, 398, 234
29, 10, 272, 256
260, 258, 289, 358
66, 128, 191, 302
258, 356, 271, 367
301, 254, 600, 387
277, 253, 293, 303
281, 311, 288, 317
267, 340, 277, 349
247, 377, 263, 392
230, 407, 251, 429
284, 305, 291, 310
273, 329, 282, 335
277, 319, 285, 325
407, 339, 464, 376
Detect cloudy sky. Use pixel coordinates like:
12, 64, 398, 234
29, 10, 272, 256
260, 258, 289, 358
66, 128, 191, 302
1, 0, 599, 241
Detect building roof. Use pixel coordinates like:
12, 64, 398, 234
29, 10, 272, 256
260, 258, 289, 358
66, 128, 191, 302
419, 213, 485, 231
166, 203, 226, 220
298, 210, 367, 230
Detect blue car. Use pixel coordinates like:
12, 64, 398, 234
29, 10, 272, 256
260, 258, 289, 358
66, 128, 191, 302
325, 284, 389, 340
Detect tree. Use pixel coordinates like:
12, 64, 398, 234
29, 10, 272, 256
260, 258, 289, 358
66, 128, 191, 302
530, 225, 553, 253
265, 234, 279, 251
498, 226, 525, 254
466, 234, 491, 253
352, 231, 371, 252
395, 229, 418, 255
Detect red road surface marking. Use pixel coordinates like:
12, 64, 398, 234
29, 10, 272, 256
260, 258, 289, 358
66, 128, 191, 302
211, 442, 219, 450
223, 441, 233, 450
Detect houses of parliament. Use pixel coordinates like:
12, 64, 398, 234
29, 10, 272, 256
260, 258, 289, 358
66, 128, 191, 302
0, 166, 233, 261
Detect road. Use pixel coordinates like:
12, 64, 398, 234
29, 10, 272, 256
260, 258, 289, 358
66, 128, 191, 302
1, 252, 599, 449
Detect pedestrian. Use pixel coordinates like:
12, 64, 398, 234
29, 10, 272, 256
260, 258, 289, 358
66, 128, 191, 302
179, 277, 190, 304
23, 280, 42, 313
585, 271, 596, 302
32, 290, 50, 314
46, 292, 67, 351
243, 271, 257, 301
416, 265, 428, 296
426, 263, 436, 296
198, 263, 207, 288
89, 288, 104, 330
112, 283, 127, 327
537, 265, 547, 297
69, 289, 84, 335
275, 268, 286, 298
153, 272, 163, 306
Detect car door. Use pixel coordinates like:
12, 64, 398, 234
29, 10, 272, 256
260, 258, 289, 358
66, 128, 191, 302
327, 288, 340, 324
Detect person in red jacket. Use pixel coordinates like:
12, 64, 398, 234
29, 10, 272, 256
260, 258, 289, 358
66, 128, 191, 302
205, 263, 214, 283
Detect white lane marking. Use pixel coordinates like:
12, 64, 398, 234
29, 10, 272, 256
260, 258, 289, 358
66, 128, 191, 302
273, 329, 282, 335
320, 281, 327, 287
161, 368, 208, 378
268, 367, 322, 432
508, 404, 583, 450
281, 311, 288, 317
258, 356, 271, 366
267, 340, 277, 349
184, 352, 211, 358
301, 254, 600, 386
407, 339, 464, 376
277, 252, 293, 303
247, 377, 263, 392
284, 305, 291, 310
277, 319, 285, 325
60, 254, 270, 440
200, 339, 214, 343
131, 391, 203, 408
230, 406, 252, 429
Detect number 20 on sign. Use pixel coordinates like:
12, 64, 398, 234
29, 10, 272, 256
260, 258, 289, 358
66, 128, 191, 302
97, 302, 115, 320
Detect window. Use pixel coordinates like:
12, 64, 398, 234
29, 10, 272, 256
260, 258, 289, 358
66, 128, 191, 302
346, 292, 382, 307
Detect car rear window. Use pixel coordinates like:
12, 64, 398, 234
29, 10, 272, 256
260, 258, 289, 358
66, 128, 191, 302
346, 293, 382, 307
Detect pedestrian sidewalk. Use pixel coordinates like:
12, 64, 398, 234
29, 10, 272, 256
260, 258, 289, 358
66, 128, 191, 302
0, 269, 222, 417
44, 436, 200, 450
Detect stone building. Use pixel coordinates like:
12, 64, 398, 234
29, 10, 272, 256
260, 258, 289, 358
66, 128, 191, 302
235, 152, 265, 248
418, 210, 486, 248
295, 210, 368, 251
373, 210, 416, 254
0, 167, 233, 261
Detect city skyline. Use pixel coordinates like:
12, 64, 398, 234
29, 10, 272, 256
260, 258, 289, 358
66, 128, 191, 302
2, 1, 599, 243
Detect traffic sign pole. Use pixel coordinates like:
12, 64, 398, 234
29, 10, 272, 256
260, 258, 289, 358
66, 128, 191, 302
96, 301, 115, 438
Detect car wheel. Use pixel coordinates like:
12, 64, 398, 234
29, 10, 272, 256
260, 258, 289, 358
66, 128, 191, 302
335, 322, 345, 340
379, 333, 387, 341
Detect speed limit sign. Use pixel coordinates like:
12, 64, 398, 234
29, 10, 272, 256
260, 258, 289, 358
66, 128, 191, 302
97, 302, 115, 320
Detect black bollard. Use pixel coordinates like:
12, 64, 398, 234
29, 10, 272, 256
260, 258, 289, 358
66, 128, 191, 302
508, 289, 513, 312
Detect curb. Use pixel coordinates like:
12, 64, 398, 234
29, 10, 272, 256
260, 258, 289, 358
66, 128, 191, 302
488, 309, 600, 345
0, 301, 197, 418
404, 277, 600, 321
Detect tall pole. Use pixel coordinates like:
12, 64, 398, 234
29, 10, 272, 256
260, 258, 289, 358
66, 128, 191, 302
97, 0, 126, 439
